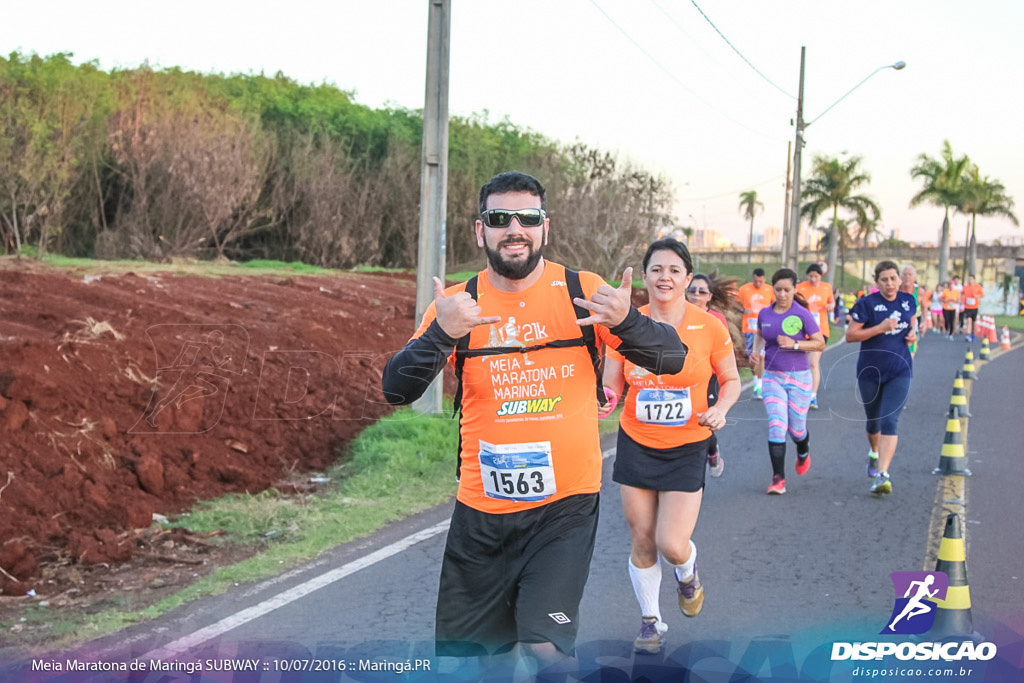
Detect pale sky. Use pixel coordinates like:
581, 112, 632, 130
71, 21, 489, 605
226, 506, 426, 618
5, 0, 1022, 247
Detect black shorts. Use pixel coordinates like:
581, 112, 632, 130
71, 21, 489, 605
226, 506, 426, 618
943, 309, 957, 329
962, 308, 978, 321
612, 428, 709, 492
435, 493, 599, 657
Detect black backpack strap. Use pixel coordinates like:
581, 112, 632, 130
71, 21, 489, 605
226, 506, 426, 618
452, 275, 477, 417
452, 276, 477, 481
564, 268, 605, 404
450, 270, 606, 481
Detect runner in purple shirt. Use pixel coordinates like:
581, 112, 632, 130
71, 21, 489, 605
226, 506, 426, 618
751, 269, 825, 494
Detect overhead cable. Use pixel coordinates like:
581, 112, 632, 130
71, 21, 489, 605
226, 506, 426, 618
588, 0, 782, 142
686, 0, 796, 100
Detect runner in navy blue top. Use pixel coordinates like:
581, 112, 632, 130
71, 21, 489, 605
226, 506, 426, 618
845, 260, 918, 495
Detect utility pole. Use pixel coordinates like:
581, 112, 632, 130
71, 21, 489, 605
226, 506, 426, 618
781, 140, 791, 267
412, 0, 451, 415
786, 51, 905, 277
787, 46, 806, 272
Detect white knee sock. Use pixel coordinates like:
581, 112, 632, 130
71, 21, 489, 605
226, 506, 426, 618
628, 556, 663, 622
673, 540, 697, 581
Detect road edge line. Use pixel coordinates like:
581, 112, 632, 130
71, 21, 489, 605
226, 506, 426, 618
139, 519, 450, 660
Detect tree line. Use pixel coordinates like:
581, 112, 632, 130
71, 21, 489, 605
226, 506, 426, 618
794, 144, 1016, 288
0, 52, 675, 278
737, 141, 1016, 291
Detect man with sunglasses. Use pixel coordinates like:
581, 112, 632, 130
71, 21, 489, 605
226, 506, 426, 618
382, 171, 686, 676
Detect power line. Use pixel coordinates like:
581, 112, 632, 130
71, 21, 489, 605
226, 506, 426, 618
588, 0, 782, 142
686, 0, 796, 100
646, 0, 724, 69
684, 173, 786, 202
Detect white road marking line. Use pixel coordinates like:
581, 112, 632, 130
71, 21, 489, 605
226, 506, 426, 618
141, 519, 450, 660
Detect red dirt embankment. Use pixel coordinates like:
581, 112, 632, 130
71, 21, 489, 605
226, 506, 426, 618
0, 261, 418, 596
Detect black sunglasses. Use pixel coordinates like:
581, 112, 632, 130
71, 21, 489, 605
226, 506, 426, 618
687, 287, 711, 295
480, 208, 546, 228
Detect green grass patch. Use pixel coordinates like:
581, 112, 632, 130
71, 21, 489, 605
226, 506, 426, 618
235, 259, 332, 274
352, 265, 410, 274
445, 270, 479, 283
994, 315, 1024, 332
177, 404, 459, 545
1, 253, 368, 279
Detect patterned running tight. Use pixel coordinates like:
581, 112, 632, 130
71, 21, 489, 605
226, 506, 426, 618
763, 369, 813, 443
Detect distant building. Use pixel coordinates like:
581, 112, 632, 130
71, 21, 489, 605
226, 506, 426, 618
795, 222, 822, 250
693, 228, 732, 249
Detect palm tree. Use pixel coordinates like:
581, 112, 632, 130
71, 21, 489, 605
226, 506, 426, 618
853, 213, 883, 283
909, 140, 971, 285
957, 166, 1018, 277
800, 155, 881, 286
739, 190, 764, 264
815, 218, 852, 287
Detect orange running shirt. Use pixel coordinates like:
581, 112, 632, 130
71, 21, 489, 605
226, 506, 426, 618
608, 304, 732, 450
411, 262, 620, 514
919, 287, 933, 311
941, 287, 960, 311
738, 282, 775, 334
962, 283, 984, 310
795, 280, 835, 335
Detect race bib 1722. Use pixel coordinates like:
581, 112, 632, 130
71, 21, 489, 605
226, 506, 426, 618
635, 388, 692, 426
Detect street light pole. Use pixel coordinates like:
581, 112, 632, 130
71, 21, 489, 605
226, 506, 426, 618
787, 47, 807, 272
786, 48, 906, 273
781, 140, 792, 267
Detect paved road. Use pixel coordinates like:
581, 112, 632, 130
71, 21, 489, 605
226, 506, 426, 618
5, 330, 1023, 681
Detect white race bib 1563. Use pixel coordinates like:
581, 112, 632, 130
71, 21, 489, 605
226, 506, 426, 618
478, 440, 556, 502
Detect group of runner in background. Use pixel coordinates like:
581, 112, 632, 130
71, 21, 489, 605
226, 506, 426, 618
386, 172, 990, 670
693, 261, 986, 497
837, 272, 985, 342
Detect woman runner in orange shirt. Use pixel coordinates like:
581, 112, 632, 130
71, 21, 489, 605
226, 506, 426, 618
602, 239, 740, 655
685, 273, 731, 477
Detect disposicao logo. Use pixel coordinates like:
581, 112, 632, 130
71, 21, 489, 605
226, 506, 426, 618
831, 570, 998, 663
882, 571, 948, 635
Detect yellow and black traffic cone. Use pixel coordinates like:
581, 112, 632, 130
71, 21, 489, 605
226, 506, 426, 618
947, 371, 971, 419
979, 337, 990, 361
961, 350, 977, 381
933, 406, 972, 476
930, 513, 982, 641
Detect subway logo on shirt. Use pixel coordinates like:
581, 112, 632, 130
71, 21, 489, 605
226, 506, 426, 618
496, 396, 564, 416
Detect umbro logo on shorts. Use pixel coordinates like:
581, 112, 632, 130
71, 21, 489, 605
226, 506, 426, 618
548, 612, 572, 624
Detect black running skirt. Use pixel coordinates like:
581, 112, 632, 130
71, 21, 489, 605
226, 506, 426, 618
612, 428, 710, 493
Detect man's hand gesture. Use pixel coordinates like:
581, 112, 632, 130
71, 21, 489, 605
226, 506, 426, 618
432, 277, 501, 339
574, 267, 634, 328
